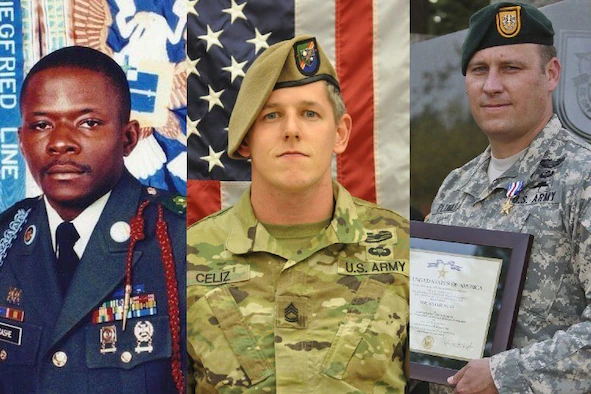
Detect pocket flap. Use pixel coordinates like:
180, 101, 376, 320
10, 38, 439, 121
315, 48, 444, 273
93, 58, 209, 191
0, 319, 43, 366
206, 286, 273, 384
86, 315, 171, 370
321, 279, 386, 379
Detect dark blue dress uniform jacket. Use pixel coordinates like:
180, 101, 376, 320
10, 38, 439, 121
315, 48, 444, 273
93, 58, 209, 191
0, 171, 186, 393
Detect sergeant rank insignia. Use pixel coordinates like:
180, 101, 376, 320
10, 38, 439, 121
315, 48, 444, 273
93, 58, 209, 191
284, 303, 299, 323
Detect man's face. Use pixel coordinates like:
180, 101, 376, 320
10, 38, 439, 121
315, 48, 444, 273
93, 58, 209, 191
465, 44, 560, 148
238, 81, 350, 193
19, 67, 138, 215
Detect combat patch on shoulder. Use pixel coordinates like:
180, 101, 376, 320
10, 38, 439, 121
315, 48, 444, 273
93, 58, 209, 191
338, 259, 408, 276
187, 264, 250, 286
360, 227, 397, 246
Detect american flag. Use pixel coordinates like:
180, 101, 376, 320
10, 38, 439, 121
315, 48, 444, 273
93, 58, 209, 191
187, 0, 409, 225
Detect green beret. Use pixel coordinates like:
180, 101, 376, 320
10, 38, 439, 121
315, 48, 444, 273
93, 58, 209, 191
461, 2, 554, 75
227, 35, 340, 159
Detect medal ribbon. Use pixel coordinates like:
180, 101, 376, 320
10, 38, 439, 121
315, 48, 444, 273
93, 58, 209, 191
506, 181, 524, 198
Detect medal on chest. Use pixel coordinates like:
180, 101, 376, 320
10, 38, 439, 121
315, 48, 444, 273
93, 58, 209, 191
501, 181, 524, 214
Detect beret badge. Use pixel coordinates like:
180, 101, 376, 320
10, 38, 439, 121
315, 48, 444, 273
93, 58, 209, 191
294, 37, 320, 76
496, 6, 521, 38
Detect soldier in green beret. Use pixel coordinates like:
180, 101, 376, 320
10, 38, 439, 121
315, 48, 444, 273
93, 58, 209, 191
187, 36, 409, 393
426, 2, 591, 394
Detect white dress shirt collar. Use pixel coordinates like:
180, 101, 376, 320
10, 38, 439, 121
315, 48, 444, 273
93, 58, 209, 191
45, 192, 111, 259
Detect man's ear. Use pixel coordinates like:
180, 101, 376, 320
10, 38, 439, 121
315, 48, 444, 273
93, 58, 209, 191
545, 57, 561, 93
122, 120, 140, 157
333, 113, 352, 155
237, 138, 251, 159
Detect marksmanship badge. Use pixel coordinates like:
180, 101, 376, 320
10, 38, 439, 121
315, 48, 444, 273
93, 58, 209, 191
100, 325, 117, 354
134, 320, 154, 353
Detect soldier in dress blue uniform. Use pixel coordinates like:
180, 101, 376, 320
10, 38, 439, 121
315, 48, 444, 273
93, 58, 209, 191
0, 46, 186, 393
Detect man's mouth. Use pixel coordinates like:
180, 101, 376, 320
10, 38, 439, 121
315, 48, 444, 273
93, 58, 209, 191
278, 151, 308, 158
43, 161, 91, 179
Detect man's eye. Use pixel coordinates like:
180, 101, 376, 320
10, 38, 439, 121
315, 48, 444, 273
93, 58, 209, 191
80, 119, 102, 128
31, 121, 51, 131
263, 112, 278, 120
304, 111, 317, 118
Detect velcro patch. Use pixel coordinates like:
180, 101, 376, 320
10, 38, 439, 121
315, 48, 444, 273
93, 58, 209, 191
338, 259, 408, 276
361, 227, 397, 245
0, 322, 22, 345
511, 189, 561, 205
188, 264, 250, 286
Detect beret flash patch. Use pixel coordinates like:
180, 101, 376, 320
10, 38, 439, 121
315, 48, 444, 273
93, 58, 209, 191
293, 37, 320, 76
496, 6, 521, 38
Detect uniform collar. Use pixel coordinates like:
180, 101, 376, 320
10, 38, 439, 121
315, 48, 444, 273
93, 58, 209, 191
460, 115, 563, 200
45, 191, 111, 258
225, 181, 365, 261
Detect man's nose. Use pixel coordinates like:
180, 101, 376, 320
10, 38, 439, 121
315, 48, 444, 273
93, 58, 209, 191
282, 113, 301, 140
483, 69, 504, 94
46, 124, 80, 155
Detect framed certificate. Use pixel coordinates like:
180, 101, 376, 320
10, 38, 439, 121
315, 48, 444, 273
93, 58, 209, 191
409, 221, 533, 384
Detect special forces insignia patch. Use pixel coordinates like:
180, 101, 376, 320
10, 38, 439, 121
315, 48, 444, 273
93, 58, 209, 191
496, 6, 521, 38
294, 37, 320, 76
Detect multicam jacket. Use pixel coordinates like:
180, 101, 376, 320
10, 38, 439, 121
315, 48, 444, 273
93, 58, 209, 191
428, 116, 591, 393
187, 182, 409, 393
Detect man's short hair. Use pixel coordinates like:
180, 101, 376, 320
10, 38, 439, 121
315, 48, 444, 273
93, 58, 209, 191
539, 44, 557, 70
19, 46, 131, 123
326, 82, 346, 121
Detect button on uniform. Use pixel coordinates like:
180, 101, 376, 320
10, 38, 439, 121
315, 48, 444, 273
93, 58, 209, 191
52, 351, 67, 367
121, 351, 132, 363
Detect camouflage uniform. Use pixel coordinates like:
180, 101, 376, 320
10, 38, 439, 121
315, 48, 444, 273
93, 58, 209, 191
427, 116, 591, 393
187, 182, 409, 393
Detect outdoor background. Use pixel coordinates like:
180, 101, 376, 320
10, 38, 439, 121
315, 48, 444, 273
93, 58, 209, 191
410, 0, 588, 222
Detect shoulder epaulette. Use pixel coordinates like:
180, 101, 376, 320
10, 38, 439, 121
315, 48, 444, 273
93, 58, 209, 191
187, 205, 233, 229
141, 186, 186, 216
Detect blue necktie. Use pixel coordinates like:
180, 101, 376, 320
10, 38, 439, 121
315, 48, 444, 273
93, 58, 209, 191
56, 222, 80, 295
